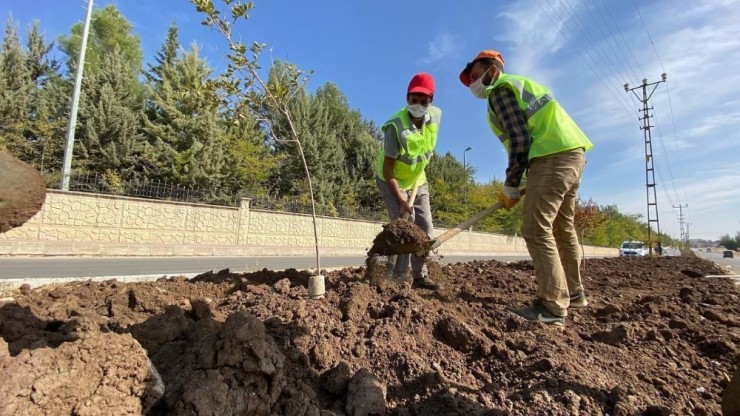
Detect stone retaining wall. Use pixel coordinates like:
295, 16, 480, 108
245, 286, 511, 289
0, 190, 617, 257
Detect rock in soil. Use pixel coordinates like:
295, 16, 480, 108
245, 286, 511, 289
0, 152, 46, 233
345, 368, 386, 416
0, 256, 737, 415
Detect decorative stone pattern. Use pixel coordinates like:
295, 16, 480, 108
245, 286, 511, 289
0, 190, 618, 257
247, 211, 381, 249
1, 191, 238, 245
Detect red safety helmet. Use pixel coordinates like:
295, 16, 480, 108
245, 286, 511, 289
459, 50, 505, 87
407, 72, 435, 96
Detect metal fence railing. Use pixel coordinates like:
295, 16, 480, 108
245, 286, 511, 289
55, 172, 389, 222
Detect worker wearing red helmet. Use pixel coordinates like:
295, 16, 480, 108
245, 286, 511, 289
459, 50, 593, 328
375, 72, 441, 289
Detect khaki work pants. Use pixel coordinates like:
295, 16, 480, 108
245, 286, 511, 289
521, 148, 586, 317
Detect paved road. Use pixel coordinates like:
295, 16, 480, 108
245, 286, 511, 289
694, 250, 739, 274
0, 255, 536, 280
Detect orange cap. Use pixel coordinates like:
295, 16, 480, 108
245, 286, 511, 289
459, 50, 505, 86
407, 72, 435, 96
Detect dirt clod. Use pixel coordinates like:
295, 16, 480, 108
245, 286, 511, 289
367, 219, 429, 257
323, 361, 351, 396
0, 152, 46, 233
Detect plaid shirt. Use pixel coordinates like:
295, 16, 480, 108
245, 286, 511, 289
488, 88, 531, 188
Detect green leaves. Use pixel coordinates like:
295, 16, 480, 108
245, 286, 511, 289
58, 4, 143, 77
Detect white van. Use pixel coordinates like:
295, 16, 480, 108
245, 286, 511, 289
619, 241, 648, 257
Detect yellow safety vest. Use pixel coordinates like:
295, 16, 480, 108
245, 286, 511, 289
486, 73, 592, 158
376, 106, 441, 190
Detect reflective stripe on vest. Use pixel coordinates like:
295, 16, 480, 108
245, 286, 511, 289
486, 73, 593, 159
376, 106, 441, 190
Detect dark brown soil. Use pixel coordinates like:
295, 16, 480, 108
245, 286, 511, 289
368, 219, 431, 257
1, 256, 738, 415
0, 152, 46, 233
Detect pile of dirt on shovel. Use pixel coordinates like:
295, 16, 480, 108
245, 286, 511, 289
367, 219, 430, 257
1, 256, 738, 415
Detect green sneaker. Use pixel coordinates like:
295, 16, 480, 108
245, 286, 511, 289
569, 291, 589, 308
506, 304, 565, 328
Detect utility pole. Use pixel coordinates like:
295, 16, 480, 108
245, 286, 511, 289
625, 74, 666, 255
673, 203, 688, 245
463, 146, 472, 208
685, 222, 691, 245
60, 0, 94, 191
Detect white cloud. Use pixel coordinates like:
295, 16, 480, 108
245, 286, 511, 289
419, 33, 463, 65
684, 110, 740, 138
494, 0, 576, 86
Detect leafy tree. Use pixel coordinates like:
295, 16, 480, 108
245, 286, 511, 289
718, 233, 738, 251
193, 0, 323, 275
574, 197, 605, 245
222, 109, 282, 198
426, 152, 466, 225
144, 43, 229, 199
58, 4, 143, 76
314, 83, 381, 214
0, 17, 64, 170
75, 48, 151, 183
146, 23, 179, 84
270, 74, 345, 209
25, 20, 59, 84
0, 16, 31, 158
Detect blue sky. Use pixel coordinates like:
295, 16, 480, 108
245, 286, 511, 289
3, 0, 739, 240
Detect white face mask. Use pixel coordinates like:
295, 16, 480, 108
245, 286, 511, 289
469, 66, 493, 99
407, 104, 428, 118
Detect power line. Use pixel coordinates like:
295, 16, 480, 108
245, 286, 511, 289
545, 0, 636, 113
631, 0, 690, 220
663, 83, 690, 206
651, 109, 682, 205
560, 0, 638, 89
533, 0, 636, 118
632, 0, 666, 71
600, 0, 646, 78
575, 0, 641, 87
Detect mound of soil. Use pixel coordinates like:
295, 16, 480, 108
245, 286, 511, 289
368, 219, 430, 257
0, 152, 46, 233
1, 256, 737, 415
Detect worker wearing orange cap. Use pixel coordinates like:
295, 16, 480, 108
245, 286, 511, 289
376, 72, 441, 289
460, 50, 593, 328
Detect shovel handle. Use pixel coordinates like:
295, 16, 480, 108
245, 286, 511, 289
434, 200, 505, 246
401, 182, 420, 220
432, 189, 526, 247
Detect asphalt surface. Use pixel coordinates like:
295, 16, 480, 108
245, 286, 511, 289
0, 255, 535, 280
693, 250, 739, 273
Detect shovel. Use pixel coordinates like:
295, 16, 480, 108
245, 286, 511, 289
401, 181, 420, 221
391, 189, 524, 255
383, 181, 420, 277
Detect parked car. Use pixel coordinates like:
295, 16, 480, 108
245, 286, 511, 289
724, 250, 734, 258
619, 241, 649, 257
706, 248, 712, 252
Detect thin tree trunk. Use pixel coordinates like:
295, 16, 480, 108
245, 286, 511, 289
283, 110, 320, 273
294, 140, 320, 273
580, 231, 586, 271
